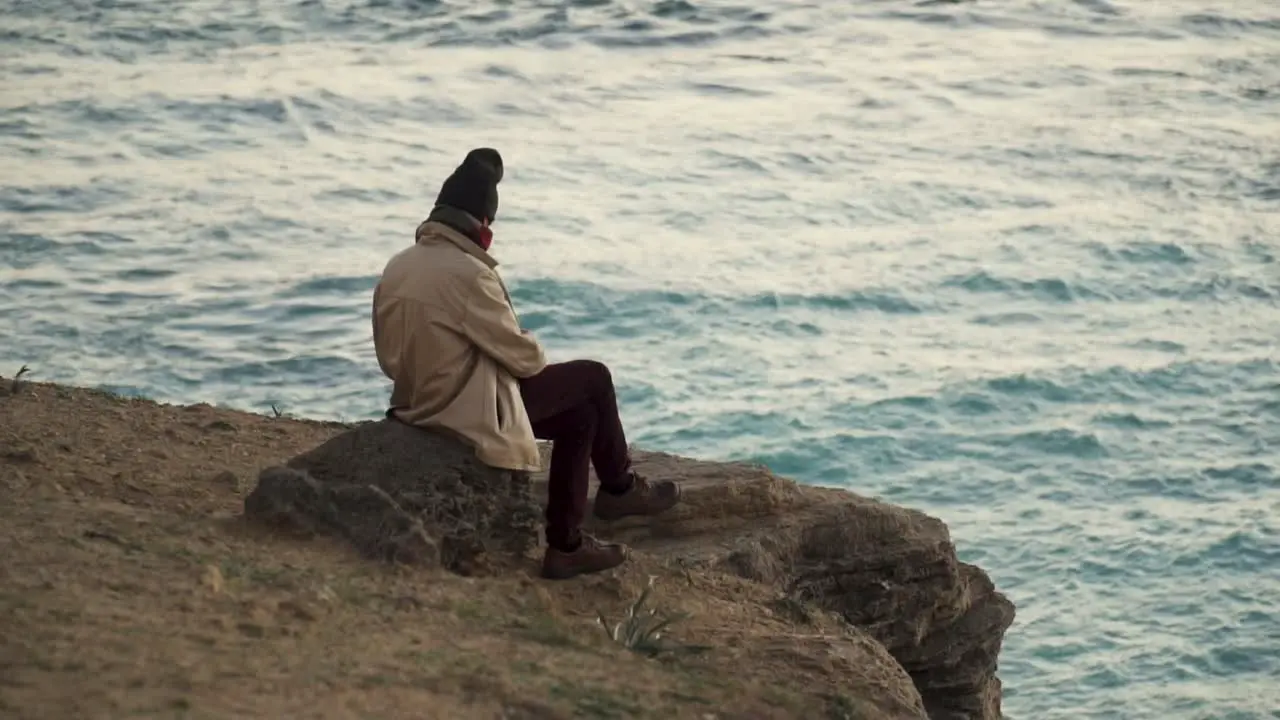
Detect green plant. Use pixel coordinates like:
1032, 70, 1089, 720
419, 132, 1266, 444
825, 691, 874, 720
596, 576, 710, 658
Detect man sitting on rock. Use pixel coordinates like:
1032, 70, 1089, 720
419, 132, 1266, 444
371, 147, 682, 580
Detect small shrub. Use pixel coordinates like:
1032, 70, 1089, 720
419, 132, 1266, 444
825, 691, 876, 720
596, 576, 710, 658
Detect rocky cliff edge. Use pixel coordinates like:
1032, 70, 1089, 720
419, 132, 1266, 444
1, 382, 1014, 719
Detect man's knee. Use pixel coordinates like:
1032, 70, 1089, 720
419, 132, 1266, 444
570, 359, 613, 394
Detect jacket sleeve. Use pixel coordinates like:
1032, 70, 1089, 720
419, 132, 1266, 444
459, 268, 548, 379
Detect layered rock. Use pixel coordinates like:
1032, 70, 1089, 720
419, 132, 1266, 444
243, 422, 1015, 718
564, 451, 1016, 720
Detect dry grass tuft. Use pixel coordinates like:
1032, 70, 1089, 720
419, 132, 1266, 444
1, 364, 32, 396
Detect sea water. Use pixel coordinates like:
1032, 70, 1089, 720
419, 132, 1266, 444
1, 1, 1278, 717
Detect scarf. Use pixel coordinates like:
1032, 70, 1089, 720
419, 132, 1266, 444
424, 205, 493, 251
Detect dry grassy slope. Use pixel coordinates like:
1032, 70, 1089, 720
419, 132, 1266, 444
0, 381, 923, 720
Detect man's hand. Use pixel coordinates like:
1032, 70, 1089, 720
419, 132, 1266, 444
459, 270, 548, 378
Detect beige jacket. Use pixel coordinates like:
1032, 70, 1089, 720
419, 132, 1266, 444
372, 221, 547, 472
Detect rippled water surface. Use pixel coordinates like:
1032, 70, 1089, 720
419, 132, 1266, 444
3, 1, 1279, 717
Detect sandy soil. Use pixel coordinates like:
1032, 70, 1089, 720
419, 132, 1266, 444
0, 379, 903, 720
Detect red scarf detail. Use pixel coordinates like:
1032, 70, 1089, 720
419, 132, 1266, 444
475, 218, 493, 251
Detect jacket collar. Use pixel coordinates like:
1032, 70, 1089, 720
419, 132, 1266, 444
415, 219, 498, 269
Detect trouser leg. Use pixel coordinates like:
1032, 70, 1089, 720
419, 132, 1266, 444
519, 359, 633, 489
520, 360, 635, 551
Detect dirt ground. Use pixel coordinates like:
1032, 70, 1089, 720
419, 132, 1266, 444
0, 380, 902, 720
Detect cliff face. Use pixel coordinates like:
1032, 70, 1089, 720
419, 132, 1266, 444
248, 419, 1016, 719
564, 451, 1016, 719
1, 382, 1014, 719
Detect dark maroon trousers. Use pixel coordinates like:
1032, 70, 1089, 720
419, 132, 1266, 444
519, 360, 634, 552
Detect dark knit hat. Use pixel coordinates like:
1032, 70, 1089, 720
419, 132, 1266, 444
435, 148, 504, 223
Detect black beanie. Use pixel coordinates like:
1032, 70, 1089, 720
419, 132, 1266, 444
435, 148, 504, 223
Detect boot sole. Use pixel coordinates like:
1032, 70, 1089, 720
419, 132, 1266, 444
540, 555, 628, 581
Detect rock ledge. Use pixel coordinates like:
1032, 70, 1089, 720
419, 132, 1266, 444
244, 420, 1016, 719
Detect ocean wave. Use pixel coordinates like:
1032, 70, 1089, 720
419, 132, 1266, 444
989, 428, 1108, 458
970, 311, 1042, 326
1090, 412, 1172, 430
1088, 240, 1195, 265
510, 277, 923, 337
0, 0, 793, 54
0, 183, 135, 214
1180, 12, 1280, 38
941, 265, 1278, 306
942, 271, 1098, 303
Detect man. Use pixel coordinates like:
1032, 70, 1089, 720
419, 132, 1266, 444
372, 147, 681, 580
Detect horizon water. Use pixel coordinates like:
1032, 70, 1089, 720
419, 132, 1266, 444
2, 1, 1278, 718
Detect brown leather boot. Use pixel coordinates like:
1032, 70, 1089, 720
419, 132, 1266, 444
592, 472, 682, 522
541, 534, 629, 580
